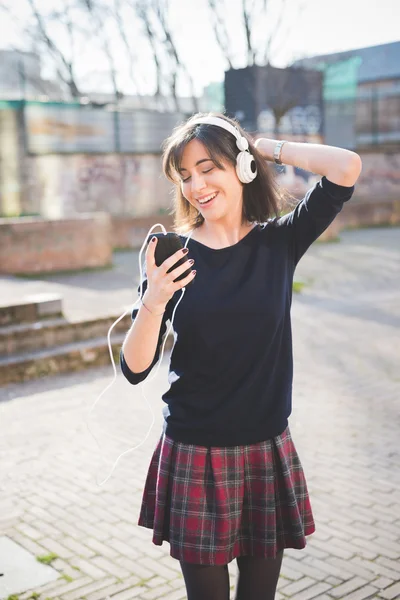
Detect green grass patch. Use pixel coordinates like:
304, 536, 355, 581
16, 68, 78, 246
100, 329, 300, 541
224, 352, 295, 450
36, 552, 58, 565
292, 281, 306, 293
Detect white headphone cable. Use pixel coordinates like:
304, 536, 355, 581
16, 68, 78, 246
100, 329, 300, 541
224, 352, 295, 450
85, 224, 194, 486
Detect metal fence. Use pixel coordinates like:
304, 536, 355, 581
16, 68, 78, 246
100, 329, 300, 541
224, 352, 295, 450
325, 84, 400, 151
356, 83, 400, 149
0, 100, 186, 155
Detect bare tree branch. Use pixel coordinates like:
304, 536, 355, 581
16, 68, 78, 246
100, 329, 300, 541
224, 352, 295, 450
207, 0, 234, 69
266, 0, 304, 65
262, 0, 288, 65
209, 0, 299, 70
112, 0, 144, 102
152, 0, 198, 112
135, 0, 166, 105
2, 0, 302, 117
1, 0, 168, 104
79, 0, 123, 100
27, 0, 81, 97
63, 2, 76, 73
242, 0, 257, 66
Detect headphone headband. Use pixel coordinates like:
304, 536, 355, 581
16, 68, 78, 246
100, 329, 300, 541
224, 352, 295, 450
189, 115, 257, 184
190, 116, 239, 139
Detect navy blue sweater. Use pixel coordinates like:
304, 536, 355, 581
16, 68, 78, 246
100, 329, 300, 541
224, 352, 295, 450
121, 176, 354, 446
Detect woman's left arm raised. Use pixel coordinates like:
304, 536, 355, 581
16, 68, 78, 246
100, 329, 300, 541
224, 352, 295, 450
254, 138, 362, 187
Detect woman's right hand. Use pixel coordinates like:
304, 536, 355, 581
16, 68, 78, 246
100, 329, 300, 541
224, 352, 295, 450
142, 237, 196, 313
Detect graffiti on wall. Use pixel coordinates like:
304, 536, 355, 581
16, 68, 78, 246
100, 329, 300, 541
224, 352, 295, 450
77, 157, 135, 192
27, 153, 171, 218
23, 151, 400, 219
257, 105, 323, 138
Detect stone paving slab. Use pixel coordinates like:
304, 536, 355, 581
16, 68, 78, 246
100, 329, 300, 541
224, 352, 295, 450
0, 226, 399, 599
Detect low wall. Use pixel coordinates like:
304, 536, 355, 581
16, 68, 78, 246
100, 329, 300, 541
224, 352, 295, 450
1, 197, 398, 276
319, 198, 400, 241
338, 198, 400, 228
0, 212, 112, 274
112, 214, 175, 249
113, 199, 400, 248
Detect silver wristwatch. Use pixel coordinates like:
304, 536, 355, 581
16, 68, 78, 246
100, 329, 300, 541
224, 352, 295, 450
273, 140, 287, 165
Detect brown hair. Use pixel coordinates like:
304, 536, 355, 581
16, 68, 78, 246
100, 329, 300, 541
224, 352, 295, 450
161, 111, 287, 234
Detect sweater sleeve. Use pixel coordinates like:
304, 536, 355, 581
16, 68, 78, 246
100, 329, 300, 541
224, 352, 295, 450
120, 273, 173, 385
278, 176, 354, 266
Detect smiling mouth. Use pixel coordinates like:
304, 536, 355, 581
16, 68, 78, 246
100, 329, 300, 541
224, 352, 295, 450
198, 192, 218, 205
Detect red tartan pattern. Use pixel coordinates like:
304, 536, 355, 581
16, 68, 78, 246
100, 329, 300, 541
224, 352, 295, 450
138, 425, 315, 565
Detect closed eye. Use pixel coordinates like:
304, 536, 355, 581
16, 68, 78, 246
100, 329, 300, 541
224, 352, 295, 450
182, 167, 214, 183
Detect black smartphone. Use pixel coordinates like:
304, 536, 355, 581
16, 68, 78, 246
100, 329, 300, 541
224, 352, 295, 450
147, 232, 194, 285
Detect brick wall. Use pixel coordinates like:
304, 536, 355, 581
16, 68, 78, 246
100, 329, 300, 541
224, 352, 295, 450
1, 201, 398, 276
0, 212, 112, 274
112, 200, 400, 248
112, 214, 175, 249
320, 198, 400, 241
338, 197, 400, 228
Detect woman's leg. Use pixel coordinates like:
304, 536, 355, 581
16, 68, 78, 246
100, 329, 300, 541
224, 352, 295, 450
234, 550, 284, 600
179, 561, 230, 600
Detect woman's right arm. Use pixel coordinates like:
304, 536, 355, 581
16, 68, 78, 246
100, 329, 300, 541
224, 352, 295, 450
120, 236, 196, 384
121, 289, 169, 375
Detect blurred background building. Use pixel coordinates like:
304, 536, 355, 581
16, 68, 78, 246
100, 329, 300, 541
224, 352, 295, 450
0, 50, 63, 100
223, 41, 400, 152
293, 41, 400, 151
224, 64, 324, 142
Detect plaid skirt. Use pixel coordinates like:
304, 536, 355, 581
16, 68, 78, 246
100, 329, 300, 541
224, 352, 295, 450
138, 425, 315, 565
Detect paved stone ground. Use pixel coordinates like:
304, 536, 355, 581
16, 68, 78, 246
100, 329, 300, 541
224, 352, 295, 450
1, 226, 399, 600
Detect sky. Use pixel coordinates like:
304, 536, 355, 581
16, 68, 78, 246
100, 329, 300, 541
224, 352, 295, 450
0, 0, 399, 97
170, 0, 400, 89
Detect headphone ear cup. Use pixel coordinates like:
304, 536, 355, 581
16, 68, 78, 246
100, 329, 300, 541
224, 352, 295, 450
236, 151, 257, 184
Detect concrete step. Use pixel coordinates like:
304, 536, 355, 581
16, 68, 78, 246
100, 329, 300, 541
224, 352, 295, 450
0, 335, 126, 386
0, 293, 63, 326
0, 313, 132, 356
0, 332, 174, 386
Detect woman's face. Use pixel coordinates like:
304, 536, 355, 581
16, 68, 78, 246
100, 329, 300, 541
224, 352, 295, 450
178, 139, 243, 223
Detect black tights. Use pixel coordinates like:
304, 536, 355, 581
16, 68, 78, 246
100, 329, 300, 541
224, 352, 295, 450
179, 550, 284, 600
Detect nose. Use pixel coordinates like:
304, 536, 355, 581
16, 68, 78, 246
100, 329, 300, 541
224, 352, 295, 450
191, 172, 206, 193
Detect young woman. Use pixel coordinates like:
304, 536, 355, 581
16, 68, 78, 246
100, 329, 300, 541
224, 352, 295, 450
120, 112, 362, 600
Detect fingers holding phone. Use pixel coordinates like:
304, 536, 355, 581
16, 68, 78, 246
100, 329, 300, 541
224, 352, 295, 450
144, 236, 196, 312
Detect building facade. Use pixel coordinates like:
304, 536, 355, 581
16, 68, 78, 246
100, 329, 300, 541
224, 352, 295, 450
294, 41, 400, 151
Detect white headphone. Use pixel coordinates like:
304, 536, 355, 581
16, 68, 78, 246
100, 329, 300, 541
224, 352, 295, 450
190, 116, 258, 184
